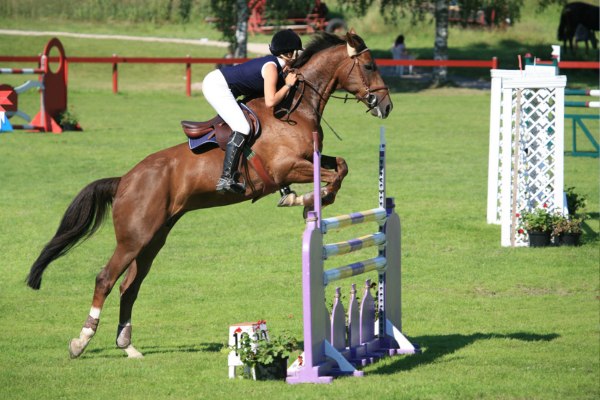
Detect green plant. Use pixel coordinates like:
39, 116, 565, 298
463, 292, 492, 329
552, 215, 584, 236
518, 205, 557, 233
233, 331, 298, 369
58, 109, 80, 128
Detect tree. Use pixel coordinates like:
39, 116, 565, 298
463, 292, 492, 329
432, 0, 448, 85
209, 0, 314, 57
234, 0, 249, 58
338, 0, 451, 84
340, 0, 525, 84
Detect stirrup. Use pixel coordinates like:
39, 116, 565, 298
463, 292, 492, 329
216, 176, 245, 194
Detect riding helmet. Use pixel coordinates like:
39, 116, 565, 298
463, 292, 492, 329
269, 29, 303, 56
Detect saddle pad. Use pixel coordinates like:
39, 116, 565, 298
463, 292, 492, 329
188, 103, 260, 151
188, 134, 217, 151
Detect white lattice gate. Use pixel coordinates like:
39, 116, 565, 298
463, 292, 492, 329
487, 68, 567, 247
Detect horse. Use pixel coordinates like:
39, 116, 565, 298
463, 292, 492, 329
557, 2, 599, 54
25, 30, 393, 359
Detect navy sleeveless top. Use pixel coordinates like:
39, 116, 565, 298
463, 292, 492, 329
220, 55, 284, 98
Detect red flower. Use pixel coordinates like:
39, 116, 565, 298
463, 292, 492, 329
543, 203, 548, 208
518, 229, 524, 234
516, 213, 521, 218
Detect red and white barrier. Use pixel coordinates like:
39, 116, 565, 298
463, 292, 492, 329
0, 38, 69, 133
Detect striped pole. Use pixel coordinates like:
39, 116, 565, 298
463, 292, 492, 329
0, 68, 45, 74
379, 126, 386, 208
565, 89, 600, 96
378, 128, 387, 338
321, 208, 387, 233
323, 231, 386, 259
565, 101, 600, 108
323, 256, 387, 286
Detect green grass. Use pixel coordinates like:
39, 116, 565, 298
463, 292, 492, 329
0, 9, 599, 400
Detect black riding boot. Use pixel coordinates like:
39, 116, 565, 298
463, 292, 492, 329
216, 131, 247, 194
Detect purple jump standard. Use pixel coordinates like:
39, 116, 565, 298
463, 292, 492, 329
286, 128, 418, 384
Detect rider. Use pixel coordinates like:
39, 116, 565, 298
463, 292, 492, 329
202, 29, 303, 194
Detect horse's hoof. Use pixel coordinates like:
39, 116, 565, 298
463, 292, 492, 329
123, 345, 144, 359
277, 192, 299, 207
303, 206, 312, 220
68, 338, 86, 359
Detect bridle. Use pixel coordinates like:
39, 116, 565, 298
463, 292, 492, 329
281, 46, 391, 119
340, 47, 391, 113
274, 44, 391, 139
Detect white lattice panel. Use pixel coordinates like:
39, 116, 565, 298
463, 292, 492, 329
487, 70, 566, 247
487, 70, 522, 225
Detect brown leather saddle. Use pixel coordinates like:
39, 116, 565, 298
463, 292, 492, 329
181, 104, 278, 199
181, 103, 261, 151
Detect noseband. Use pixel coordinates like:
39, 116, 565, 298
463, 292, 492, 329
276, 45, 390, 124
343, 47, 390, 112
292, 47, 390, 114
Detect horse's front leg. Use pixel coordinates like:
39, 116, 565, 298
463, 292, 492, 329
319, 154, 348, 207
278, 155, 348, 210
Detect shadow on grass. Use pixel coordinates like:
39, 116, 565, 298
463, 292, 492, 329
85, 342, 223, 358
581, 214, 600, 244
372, 331, 559, 375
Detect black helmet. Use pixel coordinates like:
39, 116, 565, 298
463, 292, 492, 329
269, 29, 302, 56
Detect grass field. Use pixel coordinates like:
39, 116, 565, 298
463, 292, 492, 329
1, 9, 599, 400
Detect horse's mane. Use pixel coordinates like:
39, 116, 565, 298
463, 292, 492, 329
292, 32, 367, 69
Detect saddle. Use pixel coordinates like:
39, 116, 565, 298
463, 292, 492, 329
181, 103, 277, 199
181, 103, 261, 151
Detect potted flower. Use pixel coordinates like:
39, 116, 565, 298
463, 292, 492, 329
519, 206, 556, 247
58, 110, 82, 131
233, 332, 298, 381
552, 215, 584, 246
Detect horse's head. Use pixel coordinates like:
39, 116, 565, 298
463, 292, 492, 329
337, 30, 393, 119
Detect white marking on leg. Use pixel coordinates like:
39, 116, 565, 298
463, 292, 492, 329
89, 307, 101, 319
124, 345, 144, 359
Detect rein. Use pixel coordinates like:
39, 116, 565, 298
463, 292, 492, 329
295, 47, 390, 115
275, 45, 391, 139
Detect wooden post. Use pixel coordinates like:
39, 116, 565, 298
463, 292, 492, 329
186, 55, 191, 97
112, 54, 118, 94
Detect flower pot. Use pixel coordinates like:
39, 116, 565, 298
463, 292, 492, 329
528, 231, 551, 247
251, 357, 288, 381
559, 232, 582, 246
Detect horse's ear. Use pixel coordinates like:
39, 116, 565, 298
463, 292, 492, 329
346, 28, 359, 56
346, 28, 364, 57
345, 28, 357, 44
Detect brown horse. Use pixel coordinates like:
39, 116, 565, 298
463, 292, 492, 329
26, 30, 392, 358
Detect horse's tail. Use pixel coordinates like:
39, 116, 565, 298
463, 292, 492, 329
27, 177, 121, 290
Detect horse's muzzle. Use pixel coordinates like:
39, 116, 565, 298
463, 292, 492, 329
372, 99, 393, 119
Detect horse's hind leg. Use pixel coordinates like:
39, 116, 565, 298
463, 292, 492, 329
116, 224, 174, 358
69, 244, 138, 358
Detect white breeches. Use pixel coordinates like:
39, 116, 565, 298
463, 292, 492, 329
202, 70, 250, 135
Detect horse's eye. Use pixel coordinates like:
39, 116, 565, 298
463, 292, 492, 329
365, 63, 376, 71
